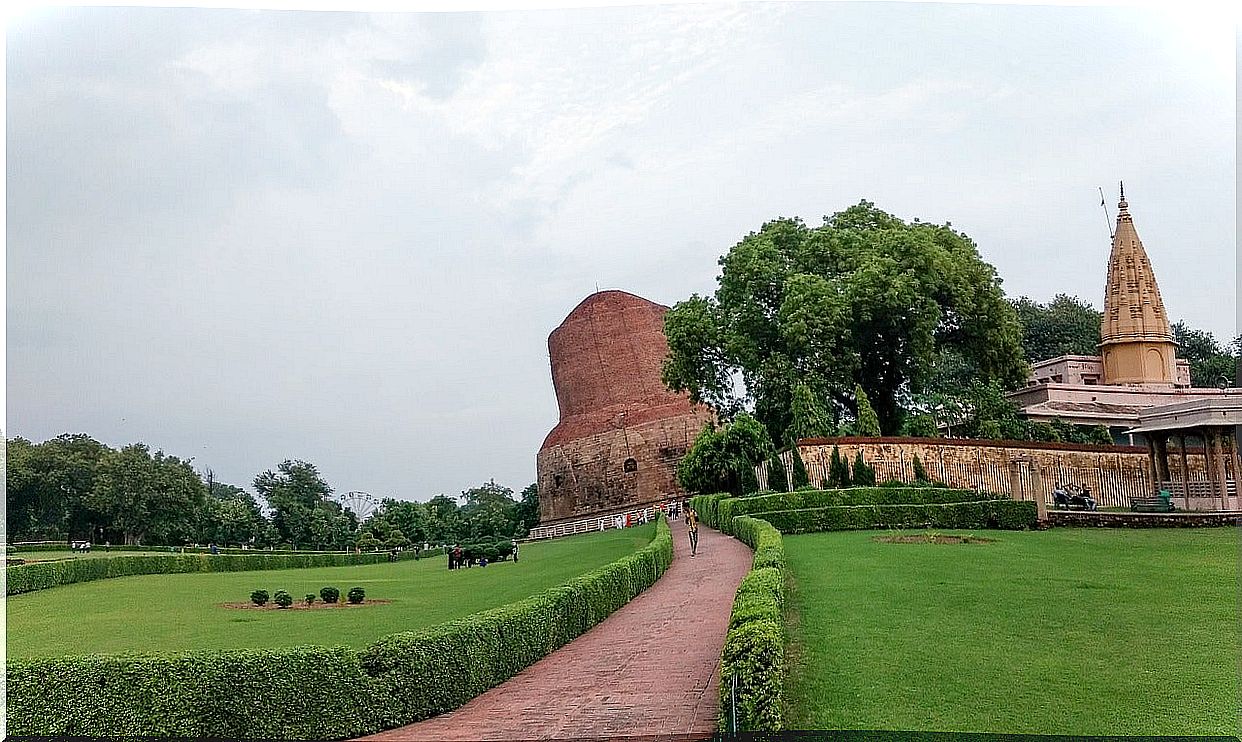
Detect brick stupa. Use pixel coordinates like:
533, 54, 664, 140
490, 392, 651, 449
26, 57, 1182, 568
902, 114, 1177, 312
536, 290, 714, 525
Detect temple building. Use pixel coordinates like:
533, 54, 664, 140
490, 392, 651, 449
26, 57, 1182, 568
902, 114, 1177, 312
534, 291, 714, 526
1008, 185, 1227, 437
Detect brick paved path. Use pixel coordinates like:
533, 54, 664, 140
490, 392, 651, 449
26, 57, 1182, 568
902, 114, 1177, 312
360, 520, 752, 742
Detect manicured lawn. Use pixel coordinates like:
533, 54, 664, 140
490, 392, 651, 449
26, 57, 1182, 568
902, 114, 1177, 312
7, 524, 655, 659
784, 528, 1238, 736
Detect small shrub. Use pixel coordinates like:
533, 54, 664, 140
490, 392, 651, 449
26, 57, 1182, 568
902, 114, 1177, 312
852, 451, 876, 486
912, 454, 930, 482
766, 455, 788, 492
274, 590, 293, 609
250, 589, 269, 606
347, 586, 365, 604
304, 593, 316, 606
320, 586, 340, 604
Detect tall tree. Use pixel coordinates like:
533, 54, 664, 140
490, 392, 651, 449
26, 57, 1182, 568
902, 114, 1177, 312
663, 203, 1027, 439
460, 480, 518, 540
87, 444, 206, 545
853, 385, 882, 437
1171, 322, 1238, 388
5, 434, 111, 540
676, 413, 774, 496
1011, 294, 1102, 362
787, 383, 835, 443
514, 483, 540, 536
253, 460, 336, 548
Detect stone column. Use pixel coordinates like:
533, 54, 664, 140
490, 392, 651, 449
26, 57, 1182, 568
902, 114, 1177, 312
1207, 428, 1229, 510
1177, 434, 1191, 509
1227, 433, 1242, 510
1213, 428, 1233, 510
1153, 435, 1172, 483
1145, 436, 1160, 495
1200, 429, 1215, 507
1007, 459, 1023, 501
1031, 463, 1048, 521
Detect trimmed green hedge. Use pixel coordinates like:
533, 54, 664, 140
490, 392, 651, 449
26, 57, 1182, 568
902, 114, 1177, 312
758, 500, 1038, 534
719, 516, 786, 733
6, 516, 673, 739
717, 487, 1009, 534
688, 493, 730, 529
6, 551, 404, 596
730, 515, 786, 572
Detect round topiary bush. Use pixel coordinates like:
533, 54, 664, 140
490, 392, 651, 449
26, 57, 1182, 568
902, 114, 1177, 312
320, 586, 340, 604
304, 593, 316, 606
346, 586, 365, 604
273, 590, 293, 609
250, 589, 269, 607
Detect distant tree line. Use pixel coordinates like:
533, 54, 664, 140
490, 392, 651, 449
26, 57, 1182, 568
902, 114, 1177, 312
4, 434, 538, 548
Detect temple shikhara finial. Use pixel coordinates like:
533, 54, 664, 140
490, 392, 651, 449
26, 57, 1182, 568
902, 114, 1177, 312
1099, 184, 1176, 384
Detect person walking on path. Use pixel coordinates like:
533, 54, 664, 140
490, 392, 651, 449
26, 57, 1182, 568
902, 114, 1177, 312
686, 507, 699, 556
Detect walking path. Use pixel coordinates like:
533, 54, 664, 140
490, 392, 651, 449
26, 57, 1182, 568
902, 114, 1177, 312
360, 520, 752, 742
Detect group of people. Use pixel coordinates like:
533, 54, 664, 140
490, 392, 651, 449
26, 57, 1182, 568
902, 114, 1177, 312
1052, 482, 1097, 511
447, 541, 519, 570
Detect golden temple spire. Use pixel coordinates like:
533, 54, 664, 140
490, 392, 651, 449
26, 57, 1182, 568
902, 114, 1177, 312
1099, 184, 1177, 384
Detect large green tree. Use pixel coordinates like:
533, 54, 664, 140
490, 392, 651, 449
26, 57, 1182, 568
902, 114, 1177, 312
460, 480, 518, 541
253, 460, 347, 549
662, 203, 1028, 439
1011, 294, 1102, 362
1171, 322, 1239, 388
514, 483, 540, 536
5, 434, 110, 540
676, 413, 774, 496
87, 444, 207, 545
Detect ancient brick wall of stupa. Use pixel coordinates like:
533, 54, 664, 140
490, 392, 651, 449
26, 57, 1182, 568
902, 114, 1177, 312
536, 291, 714, 525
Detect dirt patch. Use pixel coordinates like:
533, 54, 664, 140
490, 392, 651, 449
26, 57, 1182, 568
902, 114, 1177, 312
873, 533, 996, 545
221, 599, 393, 610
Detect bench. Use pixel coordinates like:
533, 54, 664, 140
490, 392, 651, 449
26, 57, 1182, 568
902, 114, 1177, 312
1130, 497, 1175, 513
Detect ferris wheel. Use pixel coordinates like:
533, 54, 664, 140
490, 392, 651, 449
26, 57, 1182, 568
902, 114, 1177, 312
335, 491, 380, 523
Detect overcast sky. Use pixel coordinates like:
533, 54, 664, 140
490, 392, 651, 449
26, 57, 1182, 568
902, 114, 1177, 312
5, 2, 1236, 502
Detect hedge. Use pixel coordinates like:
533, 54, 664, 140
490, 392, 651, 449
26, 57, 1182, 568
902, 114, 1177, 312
6, 516, 673, 739
688, 493, 730, 529
716, 487, 1009, 534
757, 499, 1038, 534
6, 551, 411, 596
719, 516, 786, 733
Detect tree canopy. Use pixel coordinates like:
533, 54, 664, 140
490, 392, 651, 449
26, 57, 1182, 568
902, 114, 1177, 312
662, 202, 1028, 440
676, 413, 774, 496
1011, 294, 1102, 362
1171, 322, 1240, 389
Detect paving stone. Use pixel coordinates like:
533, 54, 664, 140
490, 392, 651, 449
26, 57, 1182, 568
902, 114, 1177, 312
358, 521, 751, 741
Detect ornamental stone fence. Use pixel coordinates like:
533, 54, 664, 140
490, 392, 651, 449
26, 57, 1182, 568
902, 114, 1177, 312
789, 437, 1219, 511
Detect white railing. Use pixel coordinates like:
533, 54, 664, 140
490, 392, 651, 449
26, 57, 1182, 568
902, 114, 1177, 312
526, 505, 666, 541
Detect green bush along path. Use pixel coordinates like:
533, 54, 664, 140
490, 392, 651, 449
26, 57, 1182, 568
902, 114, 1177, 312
784, 528, 1237, 736
8, 524, 654, 658
360, 518, 752, 742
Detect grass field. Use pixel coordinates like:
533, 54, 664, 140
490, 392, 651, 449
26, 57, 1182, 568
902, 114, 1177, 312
784, 528, 1238, 736
11, 550, 162, 562
7, 523, 655, 659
